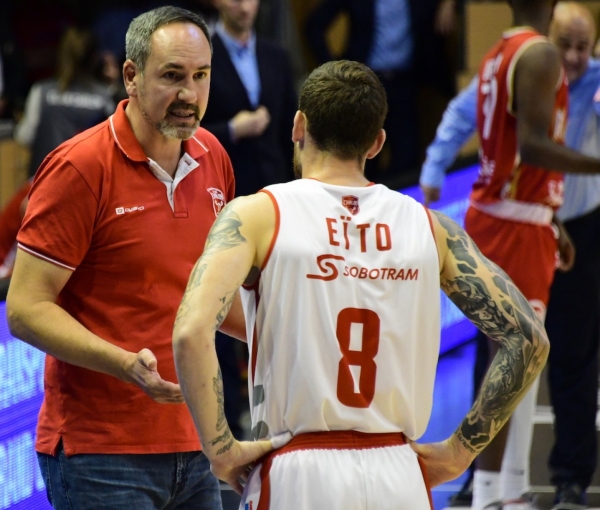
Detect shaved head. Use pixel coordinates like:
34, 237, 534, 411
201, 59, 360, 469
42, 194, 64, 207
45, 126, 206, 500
552, 2, 596, 39
550, 2, 596, 82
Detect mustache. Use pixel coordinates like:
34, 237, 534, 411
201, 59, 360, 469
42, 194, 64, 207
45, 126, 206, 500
168, 102, 200, 118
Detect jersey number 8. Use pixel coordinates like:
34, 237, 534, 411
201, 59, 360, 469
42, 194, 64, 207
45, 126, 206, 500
336, 308, 380, 408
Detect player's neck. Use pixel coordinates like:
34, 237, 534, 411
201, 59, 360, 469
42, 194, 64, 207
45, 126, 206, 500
513, 9, 552, 35
300, 152, 370, 187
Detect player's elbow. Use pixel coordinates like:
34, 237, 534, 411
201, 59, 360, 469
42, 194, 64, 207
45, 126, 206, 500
518, 132, 550, 167
6, 293, 32, 341
172, 324, 195, 355
528, 328, 550, 375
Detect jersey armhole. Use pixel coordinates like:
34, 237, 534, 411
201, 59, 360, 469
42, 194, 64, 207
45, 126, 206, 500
421, 205, 441, 269
506, 36, 553, 116
257, 189, 280, 272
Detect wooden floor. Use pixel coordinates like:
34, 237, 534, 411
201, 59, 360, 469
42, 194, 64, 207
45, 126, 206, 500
224, 339, 600, 510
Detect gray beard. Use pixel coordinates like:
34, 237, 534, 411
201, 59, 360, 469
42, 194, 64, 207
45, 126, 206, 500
138, 95, 199, 140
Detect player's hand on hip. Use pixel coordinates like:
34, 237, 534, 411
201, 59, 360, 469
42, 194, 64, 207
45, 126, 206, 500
409, 436, 474, 487
210, 438, 276, 494
124, 348, 184, 404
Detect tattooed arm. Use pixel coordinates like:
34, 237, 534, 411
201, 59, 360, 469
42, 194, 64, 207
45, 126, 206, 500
173, 193, 277, 493
410, 210, 550, 486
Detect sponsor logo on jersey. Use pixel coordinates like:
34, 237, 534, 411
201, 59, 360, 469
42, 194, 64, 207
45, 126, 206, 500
207, 187, 226, 216
342, 195, 359, 215
115, 206, 145, 215
307, 254, 418, 281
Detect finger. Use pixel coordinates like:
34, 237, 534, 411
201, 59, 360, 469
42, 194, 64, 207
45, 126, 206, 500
409, 441, 431, 457
147, 380, 184, 403
270, 431, 292, 449
138, 348, 158, 370
244, 439, 275, 463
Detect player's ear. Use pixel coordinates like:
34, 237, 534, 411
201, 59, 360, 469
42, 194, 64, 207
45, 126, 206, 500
365, 129, 386, 160
291, 111, 306, 144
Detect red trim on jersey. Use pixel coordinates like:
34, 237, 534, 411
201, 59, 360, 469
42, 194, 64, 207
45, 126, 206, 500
417, 455, 434, 509
422, 206, 440, 267
257, 452, 274, 510
258, 190, 280, 271
251, 317, 259, 382
269, 430, 406, 454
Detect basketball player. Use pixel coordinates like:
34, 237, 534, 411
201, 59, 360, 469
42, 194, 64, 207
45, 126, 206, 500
467, 0, 600, 507
173, 60, 549, 509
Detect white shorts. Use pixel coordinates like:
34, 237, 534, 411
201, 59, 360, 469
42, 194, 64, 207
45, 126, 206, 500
239, 430, 432, 510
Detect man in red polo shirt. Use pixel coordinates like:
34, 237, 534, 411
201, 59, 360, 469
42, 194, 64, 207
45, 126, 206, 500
6, 6, 271, 509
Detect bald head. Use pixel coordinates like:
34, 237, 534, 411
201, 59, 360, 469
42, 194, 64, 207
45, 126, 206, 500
550, 2, 596, 82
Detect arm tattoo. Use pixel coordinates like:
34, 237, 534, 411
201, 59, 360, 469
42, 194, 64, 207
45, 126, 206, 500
208, 367, 235, 456
202, 205, 247, 258
214, 367, 226, 430
174, 262, 207, 326
175, 203, 246, 328
215, 288, 239, 330
432, 211, 548, 454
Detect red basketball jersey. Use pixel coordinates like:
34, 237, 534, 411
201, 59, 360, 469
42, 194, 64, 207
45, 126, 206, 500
473, 28, 568, 209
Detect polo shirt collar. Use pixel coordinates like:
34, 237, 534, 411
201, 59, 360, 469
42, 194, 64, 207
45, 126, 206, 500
109, 99, 210, 163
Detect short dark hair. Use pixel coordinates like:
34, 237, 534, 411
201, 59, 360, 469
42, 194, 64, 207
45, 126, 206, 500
298, 60, 388, 160
125, 6, 212, 72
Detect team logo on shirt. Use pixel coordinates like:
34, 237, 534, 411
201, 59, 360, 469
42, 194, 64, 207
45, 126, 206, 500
342, 195, 359, 215
207, 187, 226, 216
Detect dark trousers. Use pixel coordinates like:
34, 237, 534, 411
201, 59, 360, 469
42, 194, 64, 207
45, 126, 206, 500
546, 205, 600, 489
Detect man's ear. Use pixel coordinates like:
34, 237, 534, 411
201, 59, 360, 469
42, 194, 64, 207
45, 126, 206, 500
123, 60, 139, 97
365, 129, 386, 160
291, 110, 306, 144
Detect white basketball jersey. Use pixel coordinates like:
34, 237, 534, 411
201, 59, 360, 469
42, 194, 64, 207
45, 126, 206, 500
240, 179, 441, 441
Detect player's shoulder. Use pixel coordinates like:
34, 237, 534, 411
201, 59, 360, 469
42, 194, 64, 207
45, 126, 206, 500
519, 37, 559, 65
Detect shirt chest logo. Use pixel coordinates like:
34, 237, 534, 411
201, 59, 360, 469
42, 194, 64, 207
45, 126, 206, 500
207, 187, 226, 216
116, 205, 145, 215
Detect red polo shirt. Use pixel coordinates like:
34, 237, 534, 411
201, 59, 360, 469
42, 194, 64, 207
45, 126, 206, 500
17, 100, 235, 456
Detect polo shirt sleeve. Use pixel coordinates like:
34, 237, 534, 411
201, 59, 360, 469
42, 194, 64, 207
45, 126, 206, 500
17, 156, 97, 271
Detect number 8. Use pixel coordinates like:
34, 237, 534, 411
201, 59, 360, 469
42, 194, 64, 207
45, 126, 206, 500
336, 308, 380, 408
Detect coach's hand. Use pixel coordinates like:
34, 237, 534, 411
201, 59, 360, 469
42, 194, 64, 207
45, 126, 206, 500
210, 439, 275, 494
123, 348, 184, 403
410, 435, 475, 487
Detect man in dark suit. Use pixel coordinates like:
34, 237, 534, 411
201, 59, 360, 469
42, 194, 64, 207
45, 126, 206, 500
305, 0, 457, 189
202, 0, 297, 440
202, 0, 297, 199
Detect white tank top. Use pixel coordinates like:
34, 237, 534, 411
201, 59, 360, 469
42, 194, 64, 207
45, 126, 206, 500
241, 179, 441, 441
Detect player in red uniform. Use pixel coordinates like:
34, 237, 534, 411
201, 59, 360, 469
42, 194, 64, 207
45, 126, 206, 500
468, 0, 600, 507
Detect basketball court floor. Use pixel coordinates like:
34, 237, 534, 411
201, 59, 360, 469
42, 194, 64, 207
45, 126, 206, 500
222, 339, 600, 510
